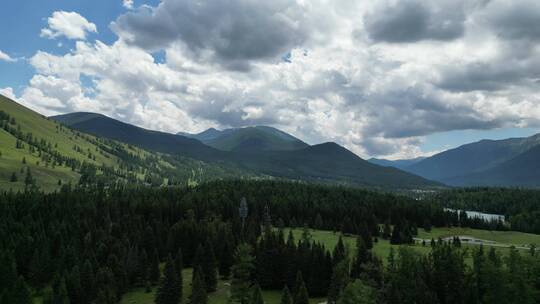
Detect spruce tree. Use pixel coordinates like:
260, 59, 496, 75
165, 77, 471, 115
150, 249, 161, 284
249, 284, 264, 304
293, 279, 309, 304
280, 286, 293, 304
190, 267, 207, 304
327, 260, 349, 304
202, 241, 218, 292
8, 277, 32, 304
230, 244, 255, 304
332, 236, 346, 265
219, 239, 234, 279
155, 255, 181, 304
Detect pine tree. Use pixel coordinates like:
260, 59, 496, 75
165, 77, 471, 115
230, 244, 255, 304
66, 266, 82, 304
280, 286, 293, 304
332, 236, 346, 265
249, 284, 264, 304
190, 267, 207, 304
293, 271, 305, 298
24, 167, 34, 187
390, 223, 401, 245
219, 239, 234, 279
337, 280, 376, 304
155, 256, 181, 304
175, 248, 184, 281
150, 249, 161, 284
45, 276, 70, 304
10, 172, 17, 182
80, 259, 96, 303
293, 278, 309, 304
8, 277, 32, 304
202, 241, 218, 292
327, 260, 349, 304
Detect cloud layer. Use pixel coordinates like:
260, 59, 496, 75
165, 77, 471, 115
8, 0, 540, 159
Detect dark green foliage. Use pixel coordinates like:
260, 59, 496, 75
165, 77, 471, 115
219, 239, 234, 279
150, 249, 161, 284
249, 284, 264, 304
155, 256, 181, 304
202, 241, 218, 292
280, 286, 293, 304
230, 244, 255, 304
190, 267, 208, 304
328, 260, 350, 304
293, 275, 309, 304
332, 236, 346, 265
437, 188, 540, 233
4, 277, 32, 304
0, 180, 538, 304
337, 280, 377, 304
44, 276, 70, 304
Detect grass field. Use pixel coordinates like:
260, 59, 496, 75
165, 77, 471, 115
0, 94, 208, 191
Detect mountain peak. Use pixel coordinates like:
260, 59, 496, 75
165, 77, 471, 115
179, 125, 308, 152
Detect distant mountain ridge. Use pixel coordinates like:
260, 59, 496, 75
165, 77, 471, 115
52, 112, 439, 189
179, 126, 309, 152
403, 133, 540, 186
52, 112, 227, 162
368, 157, 426, 170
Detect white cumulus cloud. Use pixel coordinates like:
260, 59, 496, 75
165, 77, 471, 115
123, 0, 134, 9
0, 50, 15, 62
40, 11, 97, 40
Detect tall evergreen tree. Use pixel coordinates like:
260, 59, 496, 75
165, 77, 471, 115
7, 277, 32, 304
293, 277, 309, 304
327, 260, 350, 304
219, 239, 234, 279
230, 244, 255, 304
332, 236, 346, 265
190, 267, 208, 304
150, 249, 161, 284
280, 286, 293, 304
202, 241, 218, 292
249, 284, 264, 304
155, 256, 181, 304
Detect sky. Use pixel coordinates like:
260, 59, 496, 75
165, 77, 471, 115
1, 0, 540, 160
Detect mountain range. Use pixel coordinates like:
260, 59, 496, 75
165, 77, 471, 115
6, 91, 540, 189
370, 134, 540, 186
51, 111, 437, 189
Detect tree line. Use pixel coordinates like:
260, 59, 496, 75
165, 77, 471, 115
0, 180, 538, 303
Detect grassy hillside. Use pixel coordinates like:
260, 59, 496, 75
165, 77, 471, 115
0, 95, 252, 191
52, 112, 228, 162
